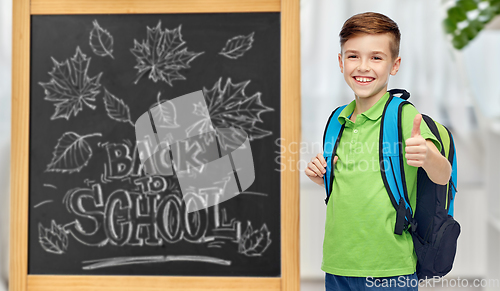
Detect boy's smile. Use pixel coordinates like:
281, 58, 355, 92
353, 76, 375, 85
338, 33, 401, 112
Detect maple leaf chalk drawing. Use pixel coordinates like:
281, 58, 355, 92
103, 88, 134, 126
46, 132, 102, 173
219, 32, 255, 59
201, 77, 274, 145
39, 47, 103, 120
184, 101, 214, 145
130, 21, 204, 85
89, 20, 114, 59
39, 220, 69, 254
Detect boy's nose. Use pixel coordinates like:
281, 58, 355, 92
357, 60, 371, 72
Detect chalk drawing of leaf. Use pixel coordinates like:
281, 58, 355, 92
202, 77, 274, 144
219, 32, 255, 59
39, 46, 103, 120
151, 92, 180, 128
38, 220, 69, 254
185, 101, 214, 145
46, 132, 102, 173
130, 21, 204, 86
103, 88, 134, 126
215, 127, 247, 152
238, 222, 271, 257
89, 20, 114, 59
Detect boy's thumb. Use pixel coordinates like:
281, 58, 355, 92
333, 156, 339, 164
411, 114, 422, 138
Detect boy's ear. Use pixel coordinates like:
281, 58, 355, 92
338, 53, 343, 73
390, 56, 401, 75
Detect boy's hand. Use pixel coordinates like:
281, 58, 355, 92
305, 153, 338, 187
405, 114, 428, 168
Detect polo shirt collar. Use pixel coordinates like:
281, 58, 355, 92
338, 91, 391, 125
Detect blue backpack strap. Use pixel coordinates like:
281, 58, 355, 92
380, 90, 414, 235
445, 126, 458, 216
322, 105, 348, 205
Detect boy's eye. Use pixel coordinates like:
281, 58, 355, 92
373, 56, 382, 60
347, 55, 357, 59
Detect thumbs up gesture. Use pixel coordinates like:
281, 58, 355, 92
405, 114, 428, 168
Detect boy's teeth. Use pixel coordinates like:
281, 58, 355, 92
355, 77, 373, 82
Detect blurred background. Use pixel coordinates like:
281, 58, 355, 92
0, 0, 12, 290
1, 0, 500, 290
300, 0, 500, 290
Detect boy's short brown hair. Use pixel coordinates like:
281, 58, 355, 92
339, 12, 401, 60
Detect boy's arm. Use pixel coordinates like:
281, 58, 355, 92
422, 139, 452, 185
405, 114, 452, 185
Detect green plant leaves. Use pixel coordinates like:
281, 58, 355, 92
479, 6, 497, 22
469, 19, 485, 31
458, 0, 478, 11
443, 18, 458, 34
452, 33, 469, 49
462, 25, 479, 40
443, 0, 500, 50
447, 6, 468, 22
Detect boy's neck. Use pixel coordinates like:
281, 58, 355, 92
350, 89, 388, 122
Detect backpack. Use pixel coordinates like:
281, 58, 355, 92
322, 89, 460, 280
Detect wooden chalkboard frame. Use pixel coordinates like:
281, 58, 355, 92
10, 0, 300, 290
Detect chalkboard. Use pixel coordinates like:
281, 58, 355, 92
28, 13, 281, 277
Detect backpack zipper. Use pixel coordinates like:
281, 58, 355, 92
445, 184, 449, 210
449, 179, 458, 194
445, 178, 458, 210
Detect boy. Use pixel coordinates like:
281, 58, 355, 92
304, 12, 452, 291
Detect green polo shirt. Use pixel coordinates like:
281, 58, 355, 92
321, 92, 441, 277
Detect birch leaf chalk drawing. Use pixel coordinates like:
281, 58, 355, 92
46, 132, 102, 173
89, 20, 115, 59
219, 32, 255, 59
103, 88, 134, 126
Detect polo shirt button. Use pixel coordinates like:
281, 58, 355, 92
353, 129, 358, 133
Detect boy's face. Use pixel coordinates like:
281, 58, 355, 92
338, 33, 401, 101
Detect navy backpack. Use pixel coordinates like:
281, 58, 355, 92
322, 89, 460, 280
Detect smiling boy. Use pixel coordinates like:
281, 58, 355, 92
305, 12, 452, 291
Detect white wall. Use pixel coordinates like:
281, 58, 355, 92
0, 0, 12, 290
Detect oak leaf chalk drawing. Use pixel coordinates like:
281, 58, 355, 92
219, 32, 255, 59
103, 88, 134, 126
200, 77, 274, 149
39, 220, 69, 255
46, 132, 102, 173
238, 222, 271, 257
130, 21, 204, 85
39, 47, 103, 120
89, 20, 114, 59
